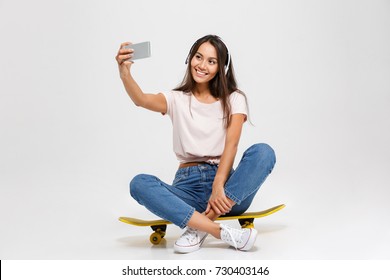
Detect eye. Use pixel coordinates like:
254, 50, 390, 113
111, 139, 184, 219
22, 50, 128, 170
209, 60, 217, 65
195, 54, 202, 60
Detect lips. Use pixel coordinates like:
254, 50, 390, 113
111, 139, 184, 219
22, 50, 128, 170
195, 68, 208, 77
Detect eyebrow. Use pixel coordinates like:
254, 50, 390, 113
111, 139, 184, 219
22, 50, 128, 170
196, 52, 218, 61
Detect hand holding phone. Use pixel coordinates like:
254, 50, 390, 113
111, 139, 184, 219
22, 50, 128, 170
123, 41, 151, 61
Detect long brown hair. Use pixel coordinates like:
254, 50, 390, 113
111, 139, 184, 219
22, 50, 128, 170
174, 35, 248, 128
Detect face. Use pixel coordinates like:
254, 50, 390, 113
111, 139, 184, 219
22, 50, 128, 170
190, 42, 219, 85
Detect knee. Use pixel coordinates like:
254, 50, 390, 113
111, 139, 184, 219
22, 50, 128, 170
129, 174, 153, 200
248, 143, 276, 166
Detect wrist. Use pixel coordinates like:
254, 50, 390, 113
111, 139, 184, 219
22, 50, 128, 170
213, 175, 226, 187
120, 71, 131, 80
212, 182, 225, 190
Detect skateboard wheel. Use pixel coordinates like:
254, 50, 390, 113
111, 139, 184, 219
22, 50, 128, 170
150, 232, 162, 245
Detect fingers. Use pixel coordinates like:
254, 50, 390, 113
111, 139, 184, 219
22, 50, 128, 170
120, 42, 132, 48
116, 53, 133, 65
209, 197, 232, 215
116, 42, 134, 65
205, 203, 211, 215
208, 189, 233, 216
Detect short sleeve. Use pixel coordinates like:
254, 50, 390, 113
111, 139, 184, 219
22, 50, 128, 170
230, 91, 248, 121
161, 91, 173, 116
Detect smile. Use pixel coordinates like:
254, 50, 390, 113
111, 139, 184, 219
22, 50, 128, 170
195, 68, 208, 76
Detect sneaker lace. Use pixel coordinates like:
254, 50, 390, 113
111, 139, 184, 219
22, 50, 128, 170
181, 227, 198, 243
221, 225, 243, 249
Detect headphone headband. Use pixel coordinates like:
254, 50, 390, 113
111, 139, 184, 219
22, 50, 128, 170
185, 36, 231, 75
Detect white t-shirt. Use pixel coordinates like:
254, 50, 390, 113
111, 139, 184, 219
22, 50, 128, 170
162, 90, 248, 164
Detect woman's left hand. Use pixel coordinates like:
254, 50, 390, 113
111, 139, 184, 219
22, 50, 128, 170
205, 185, 233, 216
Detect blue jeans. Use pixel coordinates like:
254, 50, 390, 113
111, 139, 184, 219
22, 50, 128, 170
130, 143, 276, 229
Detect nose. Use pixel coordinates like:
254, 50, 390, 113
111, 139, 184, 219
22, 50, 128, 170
198, 59, 207, 70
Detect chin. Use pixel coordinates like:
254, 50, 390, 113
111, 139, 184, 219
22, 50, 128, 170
192, 71, 213, 84
193, 77, 210, 85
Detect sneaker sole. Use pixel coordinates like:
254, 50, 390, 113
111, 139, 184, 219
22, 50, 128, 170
238, 228, 258, 251
173, 234, 208, 254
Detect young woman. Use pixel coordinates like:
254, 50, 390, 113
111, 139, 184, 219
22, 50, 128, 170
115, 35, 276, 253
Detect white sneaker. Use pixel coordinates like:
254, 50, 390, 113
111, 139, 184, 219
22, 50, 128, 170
174, 227, 208, 253
220, 224, 258, 251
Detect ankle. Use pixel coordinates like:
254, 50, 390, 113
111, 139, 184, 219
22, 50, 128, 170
205, 210, 220, 221
209, 224, 222, 239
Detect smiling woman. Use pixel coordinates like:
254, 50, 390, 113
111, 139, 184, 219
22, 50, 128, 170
191, 42, 219, 88
115, 34, 276, 254
175, 35, 238, 127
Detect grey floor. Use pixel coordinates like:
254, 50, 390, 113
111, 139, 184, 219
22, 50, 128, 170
1, 168, 389, 260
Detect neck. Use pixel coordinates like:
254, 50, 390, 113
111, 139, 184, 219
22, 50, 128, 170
193, 83, 210, 96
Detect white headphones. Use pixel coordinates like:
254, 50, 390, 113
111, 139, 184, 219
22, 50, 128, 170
185, 36, 231, 75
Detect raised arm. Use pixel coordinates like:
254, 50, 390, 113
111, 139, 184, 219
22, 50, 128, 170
115, 42, 167, 113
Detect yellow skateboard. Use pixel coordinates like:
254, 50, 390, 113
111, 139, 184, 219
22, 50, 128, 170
119, 204, 285, 245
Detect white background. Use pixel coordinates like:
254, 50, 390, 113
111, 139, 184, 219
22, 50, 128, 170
1, 0, 389, 259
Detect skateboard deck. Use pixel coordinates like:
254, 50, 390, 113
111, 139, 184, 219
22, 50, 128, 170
119, 204, 285, 245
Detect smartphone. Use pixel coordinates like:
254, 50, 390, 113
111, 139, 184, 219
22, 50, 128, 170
123, 41, 151, 60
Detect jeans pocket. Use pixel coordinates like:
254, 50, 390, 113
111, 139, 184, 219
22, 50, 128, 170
173, 170, 188, 185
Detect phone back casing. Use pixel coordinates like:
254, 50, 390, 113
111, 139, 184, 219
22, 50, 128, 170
124, 41, 151, 60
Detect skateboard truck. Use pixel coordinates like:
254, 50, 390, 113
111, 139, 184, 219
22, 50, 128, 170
150, 225, 167, 245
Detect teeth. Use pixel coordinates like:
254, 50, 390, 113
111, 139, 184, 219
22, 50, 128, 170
196, 70, 207, 76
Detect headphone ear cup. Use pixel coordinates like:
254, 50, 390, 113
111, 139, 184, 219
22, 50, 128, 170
224, 50, 231, 75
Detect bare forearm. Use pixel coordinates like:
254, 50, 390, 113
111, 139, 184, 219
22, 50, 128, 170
206, 113, 245, 216
120, 72, 145, 107
116, 42, 148, 107
206, 144, 238, 215
213, 144, 238, 187
213, 114, 245, 188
